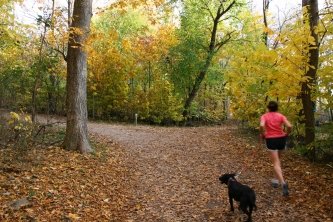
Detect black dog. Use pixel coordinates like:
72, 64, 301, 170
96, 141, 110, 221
219, 173, 257, 222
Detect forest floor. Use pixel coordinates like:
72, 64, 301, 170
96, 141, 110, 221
0, 113, 333, 221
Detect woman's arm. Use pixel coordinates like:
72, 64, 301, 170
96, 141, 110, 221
283, 119, 292, 136
260, 119, 266, 140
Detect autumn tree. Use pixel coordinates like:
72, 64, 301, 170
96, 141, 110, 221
317, 1, 333, 122
169, 0, 242, 120
300, 0, 319, 150
0, 0, 19, 108
224, 0, 330, 150
222, 4, 313, 129
63, 0, 93, 155
87, 4, 182, 123
0, 1, 42, 111
87, 6, 149, 120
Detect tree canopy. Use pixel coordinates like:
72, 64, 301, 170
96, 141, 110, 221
1, 0, 333, 156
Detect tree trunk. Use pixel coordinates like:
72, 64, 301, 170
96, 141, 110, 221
48, 73, 56, 115
262, 0, 271, 47
63, 0, 93, 155
301, 0, 319, 154
32, 29, 47, 123
183, 61, 212, 118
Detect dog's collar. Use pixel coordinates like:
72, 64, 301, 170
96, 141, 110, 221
228, 178, 237, 185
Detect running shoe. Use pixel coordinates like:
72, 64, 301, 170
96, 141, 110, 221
271, 179, 279, 188
282, 182, 289, 196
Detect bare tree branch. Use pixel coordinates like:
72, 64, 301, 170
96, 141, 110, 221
215, 30, 236, 51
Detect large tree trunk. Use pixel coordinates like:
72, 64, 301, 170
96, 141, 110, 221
63, 0, 93, 155
301, 0, 319, 154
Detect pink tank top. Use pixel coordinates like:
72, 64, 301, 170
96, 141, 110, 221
260, 112, 287, 138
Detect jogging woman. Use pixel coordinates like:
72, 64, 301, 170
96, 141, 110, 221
260, 101, 292, 196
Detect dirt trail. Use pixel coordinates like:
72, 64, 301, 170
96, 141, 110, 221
87, 122, 314, 222
2, 111, 331, 221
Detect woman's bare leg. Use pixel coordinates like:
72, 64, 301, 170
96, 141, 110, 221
268, 151, 284, 185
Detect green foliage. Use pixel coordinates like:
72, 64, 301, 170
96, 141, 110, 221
146, 79, 184, 123
168, 0, 245, 120
316, 4, 333, 120
314, 123, 333, 161
92, 6, 148, 40
0, 0, 18, 49
0, 1, 32, 110
0, 3, 67, 115
0, 37, 33, 110
295, 145, 308, 155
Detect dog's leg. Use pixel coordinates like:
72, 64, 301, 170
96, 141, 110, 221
242, 207, 252, 222
239, 196, 252, 222
229, 196, 234, 211
246, 204, 253, 222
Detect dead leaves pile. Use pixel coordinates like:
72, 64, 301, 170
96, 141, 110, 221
0, 138, 132, 221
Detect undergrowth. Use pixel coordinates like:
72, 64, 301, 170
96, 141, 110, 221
235, 119, 333, 163
0, 112, 108, 170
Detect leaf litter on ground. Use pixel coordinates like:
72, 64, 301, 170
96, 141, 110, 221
0, 122, 332, 221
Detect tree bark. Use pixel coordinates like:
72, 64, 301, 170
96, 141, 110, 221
301, 0, 319, 151
31, 36, 43, 123
63, 0, 93, 155
262, 0, 271, 47
48, 73, 57, 115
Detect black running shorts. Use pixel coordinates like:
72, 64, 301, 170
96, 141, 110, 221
265, 136, 287, 151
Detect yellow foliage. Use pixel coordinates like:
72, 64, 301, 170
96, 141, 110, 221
10, 112, 20, 120
220, 10, 321, 129
86, 5, 181, 122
